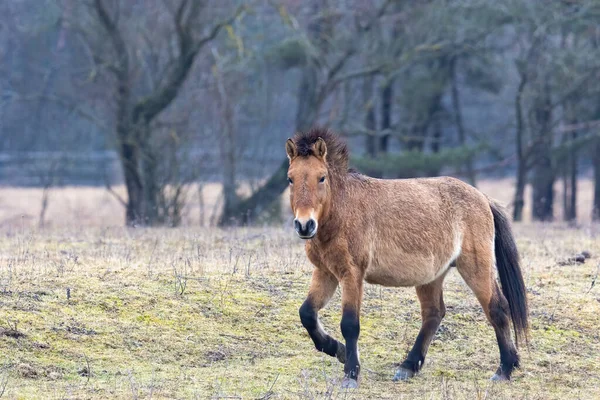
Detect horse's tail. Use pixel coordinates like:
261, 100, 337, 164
489, 200, 529, 347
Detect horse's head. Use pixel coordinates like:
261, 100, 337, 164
285, 137, 330, 239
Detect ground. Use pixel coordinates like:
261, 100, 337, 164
0, 180, 599, 398
1, 222, 599, 399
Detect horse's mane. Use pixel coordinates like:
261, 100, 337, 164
293, 127, 349, 172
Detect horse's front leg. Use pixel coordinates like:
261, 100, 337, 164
340, 271, 364, 389
299, 268, 346, 363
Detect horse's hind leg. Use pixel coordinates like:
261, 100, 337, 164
456, 247, 519, 381
299, 268, 346, 363
394, 273, 446, 381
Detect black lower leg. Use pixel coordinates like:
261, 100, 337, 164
494, 333, 520, 379
340, 309, 360, 381
489, 296, 519, 379
299, 299, 345, 360
399, 316, 442, 374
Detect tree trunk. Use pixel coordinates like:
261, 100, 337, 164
593, 137, 600, 221
531, 82, 554, 222
569, 137, 577, 222
513, 165, 526, 222
562, 129, 577, 223
379, 81, 393, 153
593, 36, 600, 222
363, 77, 377, 158
532, 162, 554, 222
295, 66, 319, 131
380, 19, 399, 154
31, 68, 55, 147
220, 135, 238, 226
450, 57, 476, 186
424, 92, 446, 177
562, 165, 568, 222
120, 140, 144, 226
429, 95, 443, 154
512, 71, 528, 222
569, 150, 577, 222
141, 144, 160, 225
215, 67, 239, 225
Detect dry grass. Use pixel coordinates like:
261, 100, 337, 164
0, 182, 599, 398
0, 223, 599, 399
0, 184, 223, 229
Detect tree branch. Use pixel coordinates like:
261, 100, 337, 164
556, 119, 600, 134
94, 0, 128, 69
104, 171, 127, 208
326, 0, 391, 82
328, 64, 385, 88
94, 0, 131, 143
132, 4, 245, 124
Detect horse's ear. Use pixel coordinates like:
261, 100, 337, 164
285, 138, 297, 161
314, 137, 327, 161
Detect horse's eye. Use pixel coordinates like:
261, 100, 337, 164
288, 177, 293, 185
319, 176, 326, 183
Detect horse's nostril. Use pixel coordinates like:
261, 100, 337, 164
306, 219, 316, 233
294, 218, 316, 237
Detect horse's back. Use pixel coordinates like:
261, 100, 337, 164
360, 175, 491, 228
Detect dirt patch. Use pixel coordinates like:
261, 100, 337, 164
0, 327, 26, 339
0, 290, 49, 301
557, 250, 593, 266
202, 346, 233, 366
52, 321, 97, 336
16, 363, 38, 379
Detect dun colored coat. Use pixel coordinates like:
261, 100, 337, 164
285, 128, 528, 388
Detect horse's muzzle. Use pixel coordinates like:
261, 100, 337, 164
294, 218, 317, 239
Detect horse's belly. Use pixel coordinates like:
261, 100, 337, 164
364, 268, 424, 287
363, 227, 462, 287
364, 262, 438, 287
364, 252, 453, 287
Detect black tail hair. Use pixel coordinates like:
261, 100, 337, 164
490, 201, 529, 347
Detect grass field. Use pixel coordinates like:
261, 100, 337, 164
0, 182, 600, 399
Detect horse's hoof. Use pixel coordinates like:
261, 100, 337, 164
490, 373, 510, 382
341, 377, 359, 389
393, 368, 415, 381
336, 343, 346, 364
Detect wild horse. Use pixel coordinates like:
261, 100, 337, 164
285, 128, 528, 388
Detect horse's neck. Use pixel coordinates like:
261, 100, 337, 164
316, 174, 350, 241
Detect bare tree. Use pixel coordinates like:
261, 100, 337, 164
72, 0, 243, 226
219, 0, 392, 225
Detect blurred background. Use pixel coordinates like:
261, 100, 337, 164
0, 0, 599, 228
